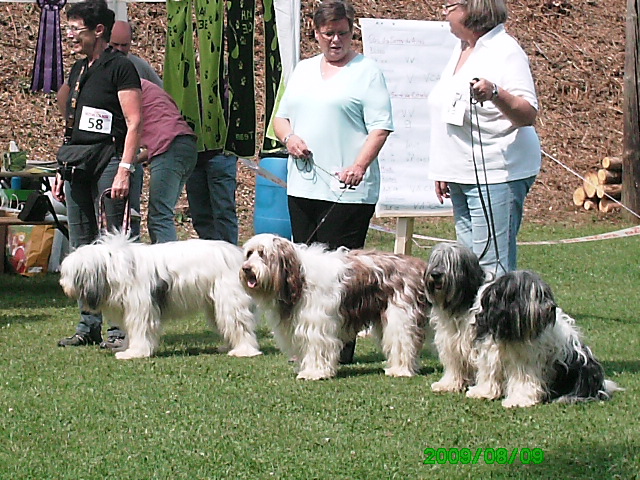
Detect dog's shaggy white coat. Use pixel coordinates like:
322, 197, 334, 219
59, 233, 261, 360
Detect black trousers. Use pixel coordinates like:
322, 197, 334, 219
288, 196, 375, 363
287, 196, 375, 249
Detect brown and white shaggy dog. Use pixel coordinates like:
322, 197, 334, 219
239, 233, 431, 380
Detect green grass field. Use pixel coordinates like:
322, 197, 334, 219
1, 219, 638, 479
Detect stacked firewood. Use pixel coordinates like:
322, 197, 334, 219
572, 156, 623, 213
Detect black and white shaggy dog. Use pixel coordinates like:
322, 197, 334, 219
240, 233, 431, 380
469, 270, 620, 407
59, 233, 262, 360
425, 242, 620, 408
425, 243, 487, 394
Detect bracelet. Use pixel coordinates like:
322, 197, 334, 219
118, 162, 134, 171
491, 83, 499, 100
283, 133, 294, 145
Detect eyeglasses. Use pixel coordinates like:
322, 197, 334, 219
442, 2, 465, 12
318, 30, 352, 41
66, 26, 91, 35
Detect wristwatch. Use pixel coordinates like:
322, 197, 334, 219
491, 83, 499, 100
118, 162, 134, 171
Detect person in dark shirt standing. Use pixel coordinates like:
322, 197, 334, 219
54, 0, 142, 347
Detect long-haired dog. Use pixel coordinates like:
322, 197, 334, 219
240, 233, 430, 380
425, 242, 620, 407
59, 233, 262, 360
425, 242, 487, 394
469, 270, 620, 407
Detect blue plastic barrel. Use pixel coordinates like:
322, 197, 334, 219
254, 157, 292, 239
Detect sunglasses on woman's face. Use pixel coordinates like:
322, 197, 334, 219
442, 2, 465, 13
66, 25, 91, 35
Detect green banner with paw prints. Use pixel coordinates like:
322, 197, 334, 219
164, 0, 257, 157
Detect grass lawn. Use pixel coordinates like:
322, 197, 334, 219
1, 219, 638, 479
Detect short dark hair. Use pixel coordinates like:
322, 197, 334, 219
67, 0, 115, 41
313, 0, 356, 31
463, 0, 508, 33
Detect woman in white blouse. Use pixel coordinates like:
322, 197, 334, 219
428, 0, 541, 277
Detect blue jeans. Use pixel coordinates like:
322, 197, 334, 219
186, 152, 238, 245
147, 135, 197, 244
449, 176, 535, 277
64, 154, 128, 336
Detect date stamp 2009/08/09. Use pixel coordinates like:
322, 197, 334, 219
423, 447, 544, 465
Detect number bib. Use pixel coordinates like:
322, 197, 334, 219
330, 165, 364, 195
443, 92, 466, 127
78, 106, 113, 134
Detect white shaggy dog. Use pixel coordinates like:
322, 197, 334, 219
240, 233, 430, 380
425, 242, 620, 407
59, 233, 262, 360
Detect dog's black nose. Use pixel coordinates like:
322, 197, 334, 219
429, 270, 443, 282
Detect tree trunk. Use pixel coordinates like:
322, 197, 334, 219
622, 0, 640, 220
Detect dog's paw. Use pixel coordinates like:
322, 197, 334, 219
431, 379, 464, 393
296, 369, 333, 380
114, 349, 150, 360
466, 385, 500, 400
384, 366, 415, 377
228, 345, 263, 357
502, 396, 538, 408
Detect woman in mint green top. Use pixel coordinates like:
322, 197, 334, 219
273, 0, 393, 363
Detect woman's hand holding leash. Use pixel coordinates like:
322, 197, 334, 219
470, 78, 498, 106
286, 134, 312, 159
339, 163, 366, 187
111, 169, 131, 199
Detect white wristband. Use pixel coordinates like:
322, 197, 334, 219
118, 162, 134, 171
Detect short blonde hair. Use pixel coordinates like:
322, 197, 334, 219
463, 0, 508, 33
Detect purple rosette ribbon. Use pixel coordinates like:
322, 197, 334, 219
31, 0, 67, 93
